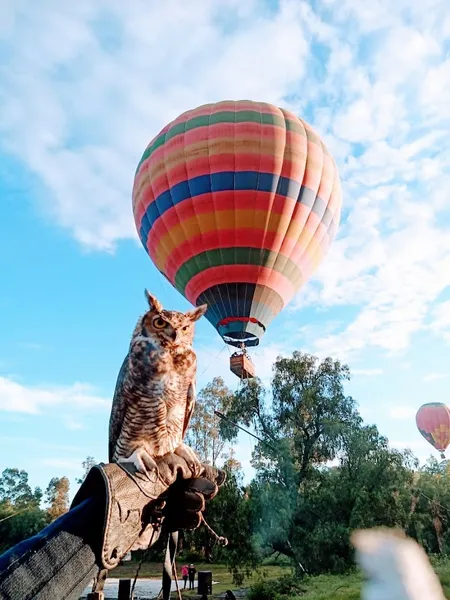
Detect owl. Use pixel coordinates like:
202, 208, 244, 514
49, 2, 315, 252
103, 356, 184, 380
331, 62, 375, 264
108, 290, 207, 480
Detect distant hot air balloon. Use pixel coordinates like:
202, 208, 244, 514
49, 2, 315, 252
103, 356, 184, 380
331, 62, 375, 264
416, 402, 450, 459
132, 100, 342, 378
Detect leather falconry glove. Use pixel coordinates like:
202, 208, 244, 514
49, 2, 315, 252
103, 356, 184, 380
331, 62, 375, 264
70, 453, 226, 571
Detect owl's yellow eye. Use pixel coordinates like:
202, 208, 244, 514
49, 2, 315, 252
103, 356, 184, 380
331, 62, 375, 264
153, 317, 167, 329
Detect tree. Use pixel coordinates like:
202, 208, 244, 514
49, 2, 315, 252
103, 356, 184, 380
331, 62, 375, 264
183, 464, 260, 584
220, 353, 360, 562
76, 456, 96, 485
222, 353, 360, 483
222, 448, 242, 473
0, 468, 42, 508
287, 424, 417, 573
45, 477, 70, 522
0, 468, 46, 553
409, 458, 450, 554
186, 377, 234, 467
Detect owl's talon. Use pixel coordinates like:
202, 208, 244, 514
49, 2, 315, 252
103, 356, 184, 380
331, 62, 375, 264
119, 448, 159, 481
174, 443, 203, 477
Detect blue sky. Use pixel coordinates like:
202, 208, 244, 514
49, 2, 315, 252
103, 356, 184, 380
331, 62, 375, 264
1, 0, 450, 499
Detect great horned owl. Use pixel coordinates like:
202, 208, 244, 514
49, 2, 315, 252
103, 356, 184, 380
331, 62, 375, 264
108, 290, 207, 479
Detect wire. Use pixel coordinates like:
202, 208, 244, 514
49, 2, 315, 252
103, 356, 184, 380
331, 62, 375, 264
131, 527, 158, 598
199, 344, 227, 377
0, 508, 28, 523
214, 410, 277, 452
417, 490, 450, 515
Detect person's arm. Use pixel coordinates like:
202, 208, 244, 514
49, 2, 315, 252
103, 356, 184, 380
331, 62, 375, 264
0, 457, 224, 600
0, 498, 101, 600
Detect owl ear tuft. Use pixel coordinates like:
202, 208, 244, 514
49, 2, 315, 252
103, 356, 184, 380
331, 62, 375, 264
185, 304, 208, 322
144, 289, 163, 313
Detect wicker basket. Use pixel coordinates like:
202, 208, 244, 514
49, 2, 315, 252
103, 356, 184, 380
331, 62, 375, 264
230, 354, 256, 379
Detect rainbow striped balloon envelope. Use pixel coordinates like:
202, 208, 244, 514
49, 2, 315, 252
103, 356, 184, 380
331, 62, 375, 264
132, 100, 342, 348
416, 402, 450, 459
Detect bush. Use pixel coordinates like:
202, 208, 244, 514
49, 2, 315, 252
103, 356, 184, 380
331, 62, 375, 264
181, 550, 205, 563
261, 555, 292, 567
248, 575, 306, 600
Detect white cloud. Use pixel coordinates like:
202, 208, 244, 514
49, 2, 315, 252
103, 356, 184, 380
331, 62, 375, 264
288, 7, 450, 361
41, 458, 85, 472
423, 373, 448, 382
389, 406, 417, 420
333, 86, 405, 144
421, 59, 450, 121
429, 301, 450, 344
389, 440, 435, 464
373, 26, 440, 88
298, 182, 450, 360
352, 368, 384, 377
1, 0, 450, 365
0, 376, 109, 415
0, 0, 310, 251
64, 417, 85, 431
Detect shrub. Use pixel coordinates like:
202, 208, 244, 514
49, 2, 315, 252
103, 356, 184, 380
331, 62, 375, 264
248, 575, 306, 600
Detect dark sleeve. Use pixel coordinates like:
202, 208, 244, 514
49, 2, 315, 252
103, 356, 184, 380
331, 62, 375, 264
0, 497, 103, 600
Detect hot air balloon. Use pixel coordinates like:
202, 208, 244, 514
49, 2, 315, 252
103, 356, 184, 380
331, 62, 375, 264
416, 402, 450, 459
132, 100, 342, 378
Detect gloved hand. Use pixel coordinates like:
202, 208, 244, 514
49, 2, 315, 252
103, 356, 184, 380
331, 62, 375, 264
70, 453, 225, 570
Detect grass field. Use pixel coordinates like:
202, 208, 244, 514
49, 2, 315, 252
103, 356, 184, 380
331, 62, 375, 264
114, 563, 288, 595
113, 558, 450, 599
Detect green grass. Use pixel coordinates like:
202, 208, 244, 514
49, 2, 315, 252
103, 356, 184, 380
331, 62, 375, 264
289, 572, 363, 600
113, 559, 450, 599
113, 563, 289, 595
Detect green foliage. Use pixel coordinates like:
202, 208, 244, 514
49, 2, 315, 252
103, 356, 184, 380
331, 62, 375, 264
408, 458, 450, 554
4, 349, 450, 588
76, 456, 96, 485
181, 549, 204, 563
185, 376, 235, 467
45, 476, 70, 522
221, 353, 362, 570
216, 351, 450, 577
0, 468, 47, 553
0, 468, 42, 508
248, 575, 306, 600
183, 465, 260, 585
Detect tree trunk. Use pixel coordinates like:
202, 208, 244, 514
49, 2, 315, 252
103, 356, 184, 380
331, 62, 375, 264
271, 540, 295, 558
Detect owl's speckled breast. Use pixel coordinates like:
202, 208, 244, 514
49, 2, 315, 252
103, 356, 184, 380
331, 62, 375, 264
116, 340, 196, 458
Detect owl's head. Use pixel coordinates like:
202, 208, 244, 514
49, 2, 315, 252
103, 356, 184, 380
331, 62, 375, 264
134, 289, 208, 349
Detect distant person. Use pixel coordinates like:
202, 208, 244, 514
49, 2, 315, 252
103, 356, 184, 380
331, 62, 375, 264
181, 564, 189, 589
188, 563, 197, 590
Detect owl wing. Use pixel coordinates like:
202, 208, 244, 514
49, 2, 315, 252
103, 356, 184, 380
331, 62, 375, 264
182, 382, 196, 439
108, 354, 130, 462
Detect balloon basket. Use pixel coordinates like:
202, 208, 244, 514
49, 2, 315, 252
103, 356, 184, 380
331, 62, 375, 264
230, 352, 255, 379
